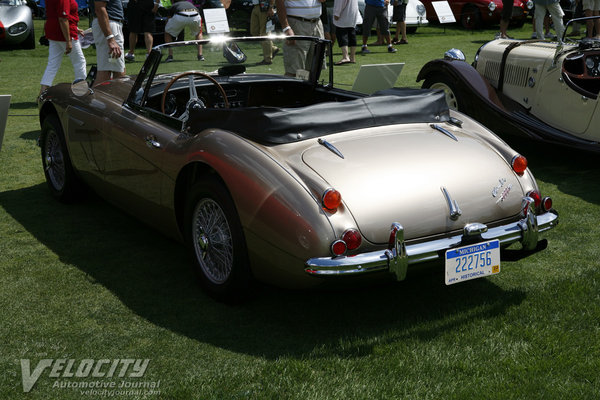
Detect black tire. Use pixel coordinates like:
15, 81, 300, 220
460, 5, 481, 29
40, 114, 85, 202
184, 176, 252, 302
422, 73, 463, 111
23, 27, 35, 49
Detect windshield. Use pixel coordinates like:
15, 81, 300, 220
130, 36, 332, 106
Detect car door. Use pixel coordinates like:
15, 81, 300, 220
100, 105, 176, 221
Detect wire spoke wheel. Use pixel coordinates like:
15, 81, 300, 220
43, 128, 66, 192
192, 198, 234, 285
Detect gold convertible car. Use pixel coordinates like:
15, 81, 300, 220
38, 36, 558, 300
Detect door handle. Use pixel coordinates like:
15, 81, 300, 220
145, 136, 161, 149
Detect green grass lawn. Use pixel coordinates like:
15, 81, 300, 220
1, 19, 599, 399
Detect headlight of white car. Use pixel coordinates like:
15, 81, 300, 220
526, 0, 533, 9
417, 4, 426, 15
488, 2, 496, 11
8, 22, 28, 35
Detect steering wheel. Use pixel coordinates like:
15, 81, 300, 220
161, 71, 229, 118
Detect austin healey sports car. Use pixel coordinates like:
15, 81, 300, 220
418, 17, 600, 153
38, 36, 558, 299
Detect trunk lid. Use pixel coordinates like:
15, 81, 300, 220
302, 125, 524, 244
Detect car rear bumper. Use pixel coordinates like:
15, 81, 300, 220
304, 197, 558, 280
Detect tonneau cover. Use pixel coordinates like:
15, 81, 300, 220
187, 88, 450, 145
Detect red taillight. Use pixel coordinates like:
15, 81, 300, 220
322, 188, 342, 211
342, 229, 362, 250
527, 190, 541, 208
331, 240, 347, 256
512, 155, 528, 176
542, 196, 553, 211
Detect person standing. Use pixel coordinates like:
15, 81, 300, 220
276, 0, 325, 76
163, 0, 204, 62
391, 0, 408, 44
583, 0, 600, 38
332, 0, 359, 64
91, 0, 126, 85
124, 0, 159, 62
40, 0, 87, 95
496, 0, 513, 39
360, 0, 396, 54
533, 0, 564, 40
250, 0, 279, 65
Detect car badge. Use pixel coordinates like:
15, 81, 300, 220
491, 178, 507, 198
495, 184, 513, 204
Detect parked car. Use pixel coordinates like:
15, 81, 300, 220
38, 36, 558, 299
357, 0, 428, 34
417, 18, 600, 153
0, 0, 34, 49
419, 0, 533, 29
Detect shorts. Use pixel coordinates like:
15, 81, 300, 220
362, 4, 390, 36
500, 0, 513, 21
283, 17, 324, 76
165, 13, 202, 37
583, 0, 600, 11
92, 19, 125, 72
127, 0, 156, 34
335, 26, 357, 47
392, 3, 407, 22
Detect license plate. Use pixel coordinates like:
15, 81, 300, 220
445, 240, 500, 285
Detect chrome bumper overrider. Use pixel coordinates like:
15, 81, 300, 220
304, 197, 559, 280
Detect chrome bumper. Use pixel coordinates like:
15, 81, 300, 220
304, 197, 559, 280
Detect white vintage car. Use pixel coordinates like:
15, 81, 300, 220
417, 17, 600, 153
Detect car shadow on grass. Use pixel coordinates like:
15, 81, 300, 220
1, 183, 526, 360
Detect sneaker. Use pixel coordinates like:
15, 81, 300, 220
124, 53, 135, 62
257, 60, 272, 65
164, 55, 173, 63
388, 46, 397, 53
361, 46, 370, 54
272, 47, 279, 57
531, 32, 537, 39
197, 54, 205, 61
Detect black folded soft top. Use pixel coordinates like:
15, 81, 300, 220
187, 88, 450, 145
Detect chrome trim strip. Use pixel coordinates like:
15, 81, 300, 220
441, 186, 462, 221
304, 206, 558, 278
430, 123, 458, 141
318, 138, 344, 159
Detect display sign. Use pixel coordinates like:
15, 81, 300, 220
203, 8, 230, 33
432, 1, 456, 23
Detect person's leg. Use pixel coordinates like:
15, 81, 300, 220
548, 2, 564, 38
144, 32, 153, 55
400, 20, 407, 41
534, 5, 546, 39
361, 4, 376, 52
40, 40, 65, 94
128, 32, 137, 57
594, 9, 600, 38
68, 38, 87, 82
348, 27, 357, 62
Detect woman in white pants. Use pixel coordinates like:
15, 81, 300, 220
533, 0, 565, 40
40, 0, 87, 95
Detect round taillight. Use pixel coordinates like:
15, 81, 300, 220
512, 155, 528, 176
527, 190, 541, 208
322, 188, 342, 211
542, 196, 553, 211
342, 229, 362, 251
331, 240, 347, 256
